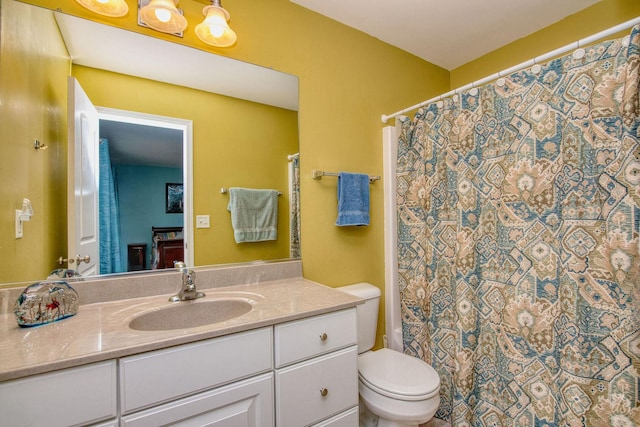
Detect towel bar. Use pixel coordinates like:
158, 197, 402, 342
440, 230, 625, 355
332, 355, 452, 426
312, 169, 380, 184
220, 188, 282, 196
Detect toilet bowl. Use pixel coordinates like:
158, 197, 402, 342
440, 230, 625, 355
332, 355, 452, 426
339, 283, 440, 427
359, 348, 440, 426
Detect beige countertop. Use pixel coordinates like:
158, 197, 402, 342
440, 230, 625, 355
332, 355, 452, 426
0, 277, 361, 382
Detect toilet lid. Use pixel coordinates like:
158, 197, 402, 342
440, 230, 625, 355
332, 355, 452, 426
358, 348, 440, 401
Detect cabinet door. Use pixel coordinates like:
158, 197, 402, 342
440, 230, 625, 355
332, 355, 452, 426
276, 347, 358, 427
312, 407, 358, 427
0, 361, 117, 427
121, 373, 274, 427
90, 420, 118, 427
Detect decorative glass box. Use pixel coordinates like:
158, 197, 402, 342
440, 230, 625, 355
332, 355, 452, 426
47, 268, 83, 281
14, 281, 79, 327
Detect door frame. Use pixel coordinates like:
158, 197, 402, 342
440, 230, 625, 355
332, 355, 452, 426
97, 107, 194, 267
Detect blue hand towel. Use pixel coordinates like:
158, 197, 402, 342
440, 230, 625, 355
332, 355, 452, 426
227, 187, 279, 243
336, 172, 370, 226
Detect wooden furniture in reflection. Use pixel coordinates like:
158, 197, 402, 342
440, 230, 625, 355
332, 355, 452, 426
156, 238, 184, 269
151, 226, 184, 269
127, 243, 147, 271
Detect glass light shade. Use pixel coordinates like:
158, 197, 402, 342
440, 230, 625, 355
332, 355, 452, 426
75, 0, 129, 17
195, 5, 237, 47
140, 0, 187, 34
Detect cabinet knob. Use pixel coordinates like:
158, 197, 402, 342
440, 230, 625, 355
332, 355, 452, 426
319, 332, 328, 342
320, 388, 328, 397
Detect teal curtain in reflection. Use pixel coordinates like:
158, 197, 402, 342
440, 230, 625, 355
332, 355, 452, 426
99, 138, 123, 274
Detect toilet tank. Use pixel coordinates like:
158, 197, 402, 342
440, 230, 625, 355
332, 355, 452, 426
338, 283, 381, 354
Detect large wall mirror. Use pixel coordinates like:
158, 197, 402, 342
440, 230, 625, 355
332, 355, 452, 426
0, 0, 300, 286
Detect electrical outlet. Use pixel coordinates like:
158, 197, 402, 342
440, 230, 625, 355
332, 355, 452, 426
196, 215, 210, 228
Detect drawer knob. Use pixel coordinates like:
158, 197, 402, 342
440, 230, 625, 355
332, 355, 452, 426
319, 332, 328, 341
320, 388, 329, 397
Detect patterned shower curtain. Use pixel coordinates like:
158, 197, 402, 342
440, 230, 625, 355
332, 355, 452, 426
397, 26, 640, 426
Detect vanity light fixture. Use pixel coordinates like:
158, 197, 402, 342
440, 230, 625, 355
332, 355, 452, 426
195, 0, 237, 47
139, 0, 188, 35
74, 0, 129, 17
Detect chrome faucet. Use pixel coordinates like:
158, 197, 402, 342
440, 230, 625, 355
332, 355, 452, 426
169, 261, 205, 302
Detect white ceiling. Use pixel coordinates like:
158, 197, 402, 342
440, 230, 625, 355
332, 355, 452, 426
99, 119, 184, 168
290, 0, 602, 70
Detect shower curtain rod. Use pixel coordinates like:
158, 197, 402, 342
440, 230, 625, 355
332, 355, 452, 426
381, 16, 640, 124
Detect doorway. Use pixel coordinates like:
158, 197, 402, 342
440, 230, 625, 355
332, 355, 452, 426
97, 107, 193, 272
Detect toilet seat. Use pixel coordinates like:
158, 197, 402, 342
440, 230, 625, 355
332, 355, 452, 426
358, 348, 440, 401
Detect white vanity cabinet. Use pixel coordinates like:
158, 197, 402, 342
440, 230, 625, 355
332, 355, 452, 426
0, 360, 117, 427
274, 308, 359, 427
119, 327, 274, 426
0, 306, 360, 427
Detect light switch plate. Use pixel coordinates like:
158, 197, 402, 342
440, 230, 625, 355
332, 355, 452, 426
196, 215, 210, 228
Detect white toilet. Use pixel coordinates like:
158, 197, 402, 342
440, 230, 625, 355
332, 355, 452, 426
339, 283, 440, 427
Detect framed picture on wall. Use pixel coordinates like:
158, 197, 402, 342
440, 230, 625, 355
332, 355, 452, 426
166, 183, 183, 214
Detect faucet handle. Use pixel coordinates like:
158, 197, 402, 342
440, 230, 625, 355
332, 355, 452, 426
173, 261, 186, 270
169, 266, 204, 301
184, 270, 196, 290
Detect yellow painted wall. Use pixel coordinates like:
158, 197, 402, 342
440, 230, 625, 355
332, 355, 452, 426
73, 65, 298, 266
17, 0, 449, 347
6, 0, 640, 348
0, 0, 69, 283
451, 0, 640, 87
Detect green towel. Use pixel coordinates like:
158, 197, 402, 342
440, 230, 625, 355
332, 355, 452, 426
227, 187, 278, 243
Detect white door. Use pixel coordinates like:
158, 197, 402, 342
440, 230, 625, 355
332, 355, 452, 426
67, 77, 99, 276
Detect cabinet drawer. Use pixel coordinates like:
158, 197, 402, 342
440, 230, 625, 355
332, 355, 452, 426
120, 327, 272, 414
121, 373, 274, 427
275, 346, 358, 427
0, 361, 117, 427
274, 308, 357, 367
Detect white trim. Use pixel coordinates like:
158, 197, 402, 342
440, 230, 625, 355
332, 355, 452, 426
96, 107, 194, 267
382, 16, 640, 123
382, 125, 402, 351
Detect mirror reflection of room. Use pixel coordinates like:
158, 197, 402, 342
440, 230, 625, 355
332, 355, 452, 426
99, 118, 184, 274
0, 0, 299, 284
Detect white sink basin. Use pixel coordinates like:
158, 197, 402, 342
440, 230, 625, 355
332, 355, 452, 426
129, 299, 253, 331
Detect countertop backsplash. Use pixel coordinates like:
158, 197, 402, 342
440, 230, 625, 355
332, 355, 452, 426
0, 260, 302, 315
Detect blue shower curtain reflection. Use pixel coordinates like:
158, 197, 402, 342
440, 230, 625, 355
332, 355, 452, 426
99, 138, 123, 274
